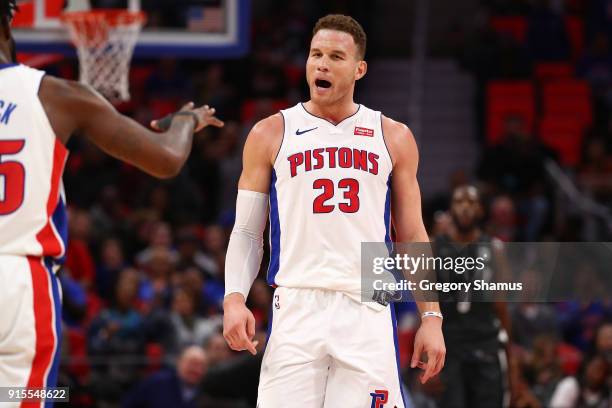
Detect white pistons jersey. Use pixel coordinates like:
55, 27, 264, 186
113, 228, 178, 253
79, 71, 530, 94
0, 64, 68, 263
268, 103, 393, 297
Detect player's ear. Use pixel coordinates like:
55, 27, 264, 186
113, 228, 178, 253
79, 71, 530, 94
355, 60, 367, 81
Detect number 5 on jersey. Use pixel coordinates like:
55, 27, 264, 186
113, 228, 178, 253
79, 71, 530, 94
0, 140, 26, 215
313, 178, 360, 214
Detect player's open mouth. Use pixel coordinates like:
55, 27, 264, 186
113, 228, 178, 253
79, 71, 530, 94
315, 79, 332, 89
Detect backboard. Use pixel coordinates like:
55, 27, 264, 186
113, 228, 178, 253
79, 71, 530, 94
12, 0, 250, 58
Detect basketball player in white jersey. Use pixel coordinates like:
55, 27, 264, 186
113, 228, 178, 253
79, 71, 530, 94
0, 1, 222, 404
223, 14, 445, 407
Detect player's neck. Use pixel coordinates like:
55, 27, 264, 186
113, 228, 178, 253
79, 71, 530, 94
303, 99, 359, 125
450, 227, 481, 243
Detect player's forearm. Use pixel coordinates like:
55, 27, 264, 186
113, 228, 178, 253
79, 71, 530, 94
160, 115, 196, 175
224, 190, 268, 299
395, 222, 439, 313
224, 228, 264, 298
395, 221, 429, 244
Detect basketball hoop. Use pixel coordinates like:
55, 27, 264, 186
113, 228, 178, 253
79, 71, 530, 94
61, 10, 146, 102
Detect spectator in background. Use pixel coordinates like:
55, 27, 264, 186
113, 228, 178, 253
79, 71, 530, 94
89, 185, 129, 241
139, 247, 176, 309
478, 116, 545, 194
200, 225, 228, 313
216, 122, 246, 215
524, 336, 565, 406
247, 279, 272, 331
549, 354, 610, 408
65, 208, 96, 290
194, 63, 238, 119
136, 221, 178, 266
204, 332, 234, 368
478, 115, 556, 240
189, 131, 223, 222
122, 345, 209, 408
88, 268, 146, 402
201, 224, 228, 279
88, 268, 146, 356
176, 228, 215, 275
557, 291, 611, 352
577, 137, 612, 203
486, 195, 518, 241
60, 268, 89, 328
169, 286, 220, 356
63, 140, 120, 208
512, 304, 560, 349
96, 237, 127, 302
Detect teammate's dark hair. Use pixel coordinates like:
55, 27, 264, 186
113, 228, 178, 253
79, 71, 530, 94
313, 14, 366, 60
1, 0, 18, 24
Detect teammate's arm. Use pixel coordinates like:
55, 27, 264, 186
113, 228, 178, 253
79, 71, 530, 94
223, 114, 283, 355
39, 76, 223, 179
383, 116, 446, 384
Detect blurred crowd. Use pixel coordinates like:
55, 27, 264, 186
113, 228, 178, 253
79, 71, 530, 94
29, 0, 612, 406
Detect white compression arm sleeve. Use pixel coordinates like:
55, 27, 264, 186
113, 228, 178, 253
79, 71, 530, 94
224, 189, 269, 299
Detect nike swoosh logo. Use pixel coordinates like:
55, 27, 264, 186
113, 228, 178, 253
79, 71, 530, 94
296, 127, 318, 135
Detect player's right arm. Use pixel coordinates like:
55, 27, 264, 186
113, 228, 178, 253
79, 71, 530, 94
39, 76, 223, 179
223, 113, 283, 355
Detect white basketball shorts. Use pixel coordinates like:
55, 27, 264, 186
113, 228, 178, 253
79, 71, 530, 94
0, 255, 62, 408
257, 286, 408, 408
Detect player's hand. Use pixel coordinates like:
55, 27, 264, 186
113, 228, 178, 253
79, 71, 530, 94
411, 316, 446, 384
151, 102, 225, 132
223, 293, 259, 355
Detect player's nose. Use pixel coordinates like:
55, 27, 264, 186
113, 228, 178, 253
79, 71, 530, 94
316, 58, 330, 72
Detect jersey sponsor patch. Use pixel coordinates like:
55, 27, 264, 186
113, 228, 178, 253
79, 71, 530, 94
354, 126, 374, 137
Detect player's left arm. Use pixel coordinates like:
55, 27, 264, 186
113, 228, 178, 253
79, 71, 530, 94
383, 115, 446, 384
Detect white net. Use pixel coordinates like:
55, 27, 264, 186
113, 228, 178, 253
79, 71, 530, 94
62, 11, 146, 102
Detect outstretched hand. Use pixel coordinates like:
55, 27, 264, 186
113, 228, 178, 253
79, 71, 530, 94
411, 317, 446, 384
151, 102, 225, 132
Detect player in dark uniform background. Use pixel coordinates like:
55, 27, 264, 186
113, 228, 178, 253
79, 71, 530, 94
433, 185, 520, 408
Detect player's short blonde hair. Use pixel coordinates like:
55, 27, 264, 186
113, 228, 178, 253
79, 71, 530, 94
312, 14, 367, 60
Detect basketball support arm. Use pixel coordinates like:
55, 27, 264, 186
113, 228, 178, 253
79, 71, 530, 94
224, 189, 269, 299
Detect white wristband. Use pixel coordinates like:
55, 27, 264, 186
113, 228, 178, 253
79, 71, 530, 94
421, 311, 443, 320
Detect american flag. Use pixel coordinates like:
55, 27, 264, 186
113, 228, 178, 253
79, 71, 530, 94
187, 6, 225, 33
